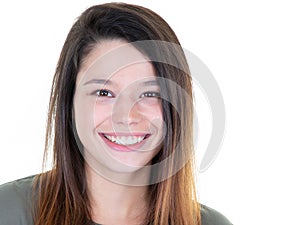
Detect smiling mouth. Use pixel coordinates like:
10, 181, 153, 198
102, 133, 150, 146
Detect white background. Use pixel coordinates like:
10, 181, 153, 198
0, 0, 299, 224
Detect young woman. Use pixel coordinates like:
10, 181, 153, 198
0, 3, 232, 225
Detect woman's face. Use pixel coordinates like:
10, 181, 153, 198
73, 40, 164, 174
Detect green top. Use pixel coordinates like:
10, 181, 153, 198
0, 175, 232, 225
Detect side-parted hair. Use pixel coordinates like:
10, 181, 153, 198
34, 3, 201, 225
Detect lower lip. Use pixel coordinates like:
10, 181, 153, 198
99, 134, 148, 152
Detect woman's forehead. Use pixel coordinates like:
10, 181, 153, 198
77, 40, 154, 86
80, 40, 148, 72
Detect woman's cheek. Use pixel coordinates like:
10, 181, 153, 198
93, 104, 113, 126
138, 101, 163, 119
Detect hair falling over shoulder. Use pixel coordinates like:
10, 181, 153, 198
33, 3, 201, 225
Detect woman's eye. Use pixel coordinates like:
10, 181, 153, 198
140, 92, 161, 98
94, 89, 114, 97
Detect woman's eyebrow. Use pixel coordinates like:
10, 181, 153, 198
83, 79, 112, 86
82, 78, 158, 86
142, 80, 159, 86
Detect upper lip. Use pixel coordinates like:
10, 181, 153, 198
99, 132, 150, 137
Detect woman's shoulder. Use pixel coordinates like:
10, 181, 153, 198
0, 174, 36, 201
0, 175, 36, 225
200, 204, 233, 225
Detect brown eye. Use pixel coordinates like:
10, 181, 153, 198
95, 89, 114, 97
140, 92, 161, 98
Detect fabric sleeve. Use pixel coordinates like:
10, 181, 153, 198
201, 204, 233, 225
0, 176, 35, 225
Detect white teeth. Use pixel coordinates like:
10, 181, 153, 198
104, 135, 146, 145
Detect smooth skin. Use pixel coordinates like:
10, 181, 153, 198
73, 39, 164, 224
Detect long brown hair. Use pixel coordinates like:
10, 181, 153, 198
34, 3, 201, 225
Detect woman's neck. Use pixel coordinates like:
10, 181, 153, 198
86, 165, 149, 225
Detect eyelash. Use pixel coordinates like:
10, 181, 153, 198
92, 89, 160, 98
94, 89, 114, 97
140, 92, 161, 98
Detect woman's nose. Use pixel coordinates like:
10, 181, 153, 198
111, 96, 142, 126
